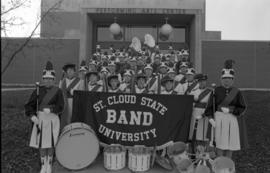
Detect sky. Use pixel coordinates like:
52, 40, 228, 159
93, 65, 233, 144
1, 0, 270, 40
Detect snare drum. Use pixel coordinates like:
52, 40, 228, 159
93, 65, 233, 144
128, 146, 152, 172
55, 123, 99, 170
104, 144, 126, 170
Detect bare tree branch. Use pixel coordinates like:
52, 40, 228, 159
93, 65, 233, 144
1, 0, 65, 75
1, 0, 29, 16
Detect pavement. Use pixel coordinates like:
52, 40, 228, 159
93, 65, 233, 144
53, 155, 174, 173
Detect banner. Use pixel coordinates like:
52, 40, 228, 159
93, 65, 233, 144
72, 91, 193, 148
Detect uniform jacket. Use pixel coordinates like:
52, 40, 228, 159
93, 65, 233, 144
24, 86, 64, 117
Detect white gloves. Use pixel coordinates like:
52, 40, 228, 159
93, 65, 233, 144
195, 115, 202, 120
221, 107, 230, 114
30, 115, 39, 124
209, 118, 216, 127
43, 108, 51, 114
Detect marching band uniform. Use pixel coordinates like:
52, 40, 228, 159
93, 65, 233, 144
174, 67, 198, 95
205, 60, 247, 154
85, 71, 103, 92
108, 61, 122, 82
144, 64, 158, 94
188, 74, 212, 141
59, 63, 81, 130
25, 61, 64, 173
107, 74, 122, 93
88, 60, 98, 72
174, 61, 189, 83
158, 62, 168, 93
119, 70, 133, 93
78, 60, 88, 90
134, 73, 149, 94
160, 75, 177, 95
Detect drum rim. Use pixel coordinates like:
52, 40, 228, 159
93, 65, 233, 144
56, 123, 100, 170
59, 122, 95, 139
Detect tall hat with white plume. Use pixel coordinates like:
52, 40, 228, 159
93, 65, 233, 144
79, 60, 88, 72
186, 63, 195, 75
144, 64, 153, 71
43, 61, 55, 79
123, 69, 133, 76
222, 59, 235, 78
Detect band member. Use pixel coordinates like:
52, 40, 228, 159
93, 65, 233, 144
160, 75, 177, 95
85, 71, 103, 92
175, 66, 198, 95
176, 50, 183, 62
100, 66, 109, 80
116, 52, 129, 74
78, 60, 88, 80
175, 61, 189, 83
144, 64, 158, 94
128, 57, 138, 73
188, 74, 212, 143
88, 59, 98, 72
152, 54, 161, 73
78, 60, 88, 90
167, 68, 177, 80
205, 60, 247, 158
25, 61, 64, 173
137, 56, 146, 72
119, 70, 133, 93
107, 74, 122, 93
107, 61, 122, 82
181, 49, 189, 61
59, 62, 80, 129
134, 73, 149, 94
158, 62, 168, 78
167, 52, 176, 67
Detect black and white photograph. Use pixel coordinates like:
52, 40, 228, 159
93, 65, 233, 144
1, 0, 270, 173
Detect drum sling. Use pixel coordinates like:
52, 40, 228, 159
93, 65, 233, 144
218, 87, 239, 110
194, 88, 212, 108
61, 77, 80, 98
90, 84, 102, 92
147, 77, 156, 89
185, 81, 198, 95
39, 86, 59, 110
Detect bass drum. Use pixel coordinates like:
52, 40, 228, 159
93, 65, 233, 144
55, 122, 99, 170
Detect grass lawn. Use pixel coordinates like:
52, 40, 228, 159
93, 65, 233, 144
1, 90, 270, 173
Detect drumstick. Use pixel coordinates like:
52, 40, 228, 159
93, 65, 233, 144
151, 145, 157, 168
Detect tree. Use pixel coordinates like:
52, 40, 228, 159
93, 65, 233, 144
1, 0, 65, 75
1, 0, 29, 36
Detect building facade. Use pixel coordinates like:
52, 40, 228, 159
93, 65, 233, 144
1, 0, 269, 88
40, 0, 221, 72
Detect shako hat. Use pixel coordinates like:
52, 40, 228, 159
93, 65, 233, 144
43, 61, 55, 79
222, 59, 235, 78
79, 60, 88, 72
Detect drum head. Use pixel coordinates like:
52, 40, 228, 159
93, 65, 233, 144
56, 125, 99, 170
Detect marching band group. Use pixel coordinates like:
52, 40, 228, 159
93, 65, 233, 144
25, 44, 247, 173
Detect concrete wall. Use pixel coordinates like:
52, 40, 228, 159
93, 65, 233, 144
40, 0, 206, 38
1, 38, 79, 84
202, 41, 270, 88
40, 12, 81, 38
